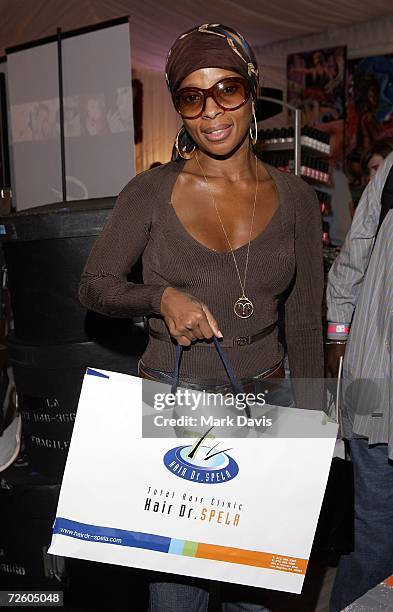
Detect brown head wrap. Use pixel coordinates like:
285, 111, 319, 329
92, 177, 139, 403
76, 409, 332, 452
165, 24, 259, 99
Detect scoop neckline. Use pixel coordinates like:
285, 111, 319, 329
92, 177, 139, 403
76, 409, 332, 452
167, 161, 282, 256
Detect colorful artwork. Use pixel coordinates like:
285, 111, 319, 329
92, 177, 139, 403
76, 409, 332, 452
287, 46, 347, 163
345, 54, 393, 158
11, 88, 138, 143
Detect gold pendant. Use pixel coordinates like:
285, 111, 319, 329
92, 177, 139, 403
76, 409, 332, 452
234, 295, 254, 319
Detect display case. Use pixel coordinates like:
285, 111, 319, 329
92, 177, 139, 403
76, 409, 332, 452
255, 95, 339, 266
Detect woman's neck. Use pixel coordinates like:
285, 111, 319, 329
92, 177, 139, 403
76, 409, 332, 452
192, 140, 256, 182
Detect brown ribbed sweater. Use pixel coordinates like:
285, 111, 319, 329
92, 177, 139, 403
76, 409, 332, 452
79, 160, 324, 383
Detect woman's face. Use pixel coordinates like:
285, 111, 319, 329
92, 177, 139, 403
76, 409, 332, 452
177, 67, 252, 157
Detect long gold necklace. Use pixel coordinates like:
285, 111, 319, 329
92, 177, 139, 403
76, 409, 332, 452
195, 152, 258, 319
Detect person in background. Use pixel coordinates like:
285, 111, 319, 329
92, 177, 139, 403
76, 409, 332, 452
83, 96, 106, 136
107, 86, 133, 133
346, 140, 393, 218
346, 148, 364, 216
362, 138, 393, 182
32, 103, 53, 140
79, 23, 324, 612
326, 152, 393, 611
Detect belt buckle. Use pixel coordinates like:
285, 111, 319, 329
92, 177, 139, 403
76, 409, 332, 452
234, 336, 250, 347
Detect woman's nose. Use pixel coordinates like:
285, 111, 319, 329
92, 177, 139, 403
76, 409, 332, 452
202, 94, 223, 119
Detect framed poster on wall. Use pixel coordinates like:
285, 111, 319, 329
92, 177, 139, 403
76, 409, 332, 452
287, 46, 347, 163
346, 54, 393, 158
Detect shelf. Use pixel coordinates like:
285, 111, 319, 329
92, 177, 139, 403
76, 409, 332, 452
254, 160, 332, 187
255, 141, 330, 158
302, 174, 332, 187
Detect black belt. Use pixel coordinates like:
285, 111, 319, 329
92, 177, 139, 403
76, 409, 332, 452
149, 322, 277, 348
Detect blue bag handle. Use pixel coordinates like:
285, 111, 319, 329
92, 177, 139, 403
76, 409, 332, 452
171, 337, 243, 395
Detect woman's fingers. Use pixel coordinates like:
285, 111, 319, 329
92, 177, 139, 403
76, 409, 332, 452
183, 309, 218, 341
161, 289, 222, 344
176, 335, 192, 347
201, 304, 223, 338
186, 324, 204, 340
169, 321, 197, 343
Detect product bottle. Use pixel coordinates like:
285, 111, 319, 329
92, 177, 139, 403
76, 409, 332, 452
322, 221, 331, 246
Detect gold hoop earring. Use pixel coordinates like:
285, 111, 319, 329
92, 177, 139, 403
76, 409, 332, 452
175, 126, 196, 160
249, 103, 258, 145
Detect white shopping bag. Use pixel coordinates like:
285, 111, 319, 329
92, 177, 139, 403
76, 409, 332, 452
49, 367, 337, 594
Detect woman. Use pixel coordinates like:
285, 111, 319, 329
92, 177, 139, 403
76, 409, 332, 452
79, 23, 324, 612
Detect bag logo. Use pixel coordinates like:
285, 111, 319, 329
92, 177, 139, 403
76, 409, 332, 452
163, 427, 239, 484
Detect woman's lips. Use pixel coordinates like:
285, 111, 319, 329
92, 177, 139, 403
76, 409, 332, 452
202, 124, 233, 142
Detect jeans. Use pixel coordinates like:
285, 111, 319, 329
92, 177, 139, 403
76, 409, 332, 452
138, 361, 293, 408
149, 578, 270, 611
330, 439, 393, 611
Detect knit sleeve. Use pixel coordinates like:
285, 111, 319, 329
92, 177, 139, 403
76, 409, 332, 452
79, 169, 167, 317
284, 178, 324, 387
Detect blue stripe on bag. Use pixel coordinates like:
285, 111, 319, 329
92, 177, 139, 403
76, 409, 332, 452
86, 368, 110, 379
53, 517, 170, 552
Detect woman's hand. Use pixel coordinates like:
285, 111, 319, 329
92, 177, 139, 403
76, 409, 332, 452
160, 287, 222, 346
325, 343, 346, 378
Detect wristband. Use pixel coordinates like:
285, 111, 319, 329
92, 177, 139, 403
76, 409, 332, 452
327, 324, 350, 335
325, 340, 347, 345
